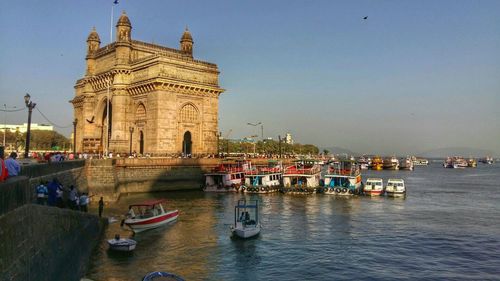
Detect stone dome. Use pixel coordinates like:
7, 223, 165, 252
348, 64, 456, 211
87, 27, 100, 42
181, 28, 193, 42
117, 11, 131, 27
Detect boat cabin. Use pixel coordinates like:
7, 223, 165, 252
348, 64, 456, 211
234, 199, 259, 227
127, 199, 167, 219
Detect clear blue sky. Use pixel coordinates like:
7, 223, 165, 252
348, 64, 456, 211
1, 0, 499, 155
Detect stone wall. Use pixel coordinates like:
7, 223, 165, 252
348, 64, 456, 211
0, 161, 89, 215
0, 204, 106, 281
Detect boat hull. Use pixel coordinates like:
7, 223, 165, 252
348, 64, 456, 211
386, 191, 406, 197
107, 238, 137, 251
364, 189, 384, 196
232, 225, 261, 239
244, 186, 279, 194
125, 210, 179, 233
203, 185, 238, 193
323, 187, 358, 196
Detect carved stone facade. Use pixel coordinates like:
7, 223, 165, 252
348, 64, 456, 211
71, 12, 224, 155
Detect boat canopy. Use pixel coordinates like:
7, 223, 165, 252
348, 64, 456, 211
129, 199, 166, 207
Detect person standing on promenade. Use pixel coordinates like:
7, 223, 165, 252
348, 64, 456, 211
98, 197, 104, 218
47, 178, 60, 206
36, 181, 48, 205
0, 148, 8, 181
79, 193, 89, 212
68, 185, 78, 210
5, 152, 21, 177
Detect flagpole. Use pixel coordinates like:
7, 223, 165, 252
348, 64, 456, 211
106, 1, 115, 156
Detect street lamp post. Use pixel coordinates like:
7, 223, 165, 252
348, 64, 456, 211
129, 126, 134, 155
73, 119, 78, 155
278, 135, 282, 158
24, 93, 36, 158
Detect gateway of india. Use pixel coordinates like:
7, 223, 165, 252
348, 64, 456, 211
71, 11, 224, 156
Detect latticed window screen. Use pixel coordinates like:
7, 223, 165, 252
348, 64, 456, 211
180, 104, 198, 122
136, 104, 146, 120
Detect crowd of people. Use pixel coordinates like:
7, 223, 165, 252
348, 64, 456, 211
34, 178, 105, 217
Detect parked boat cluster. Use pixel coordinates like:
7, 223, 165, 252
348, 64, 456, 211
356, 155, 428, 171
443, 156, 480, 168
203, 159, 406, 197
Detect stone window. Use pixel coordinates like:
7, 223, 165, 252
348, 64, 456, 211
180, 104, 198, 122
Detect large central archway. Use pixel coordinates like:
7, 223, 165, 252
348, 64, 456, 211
182, 131, 192, 156
100, 100, 112, 152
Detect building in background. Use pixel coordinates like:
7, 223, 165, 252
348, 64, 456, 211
285, 133, 294, 144
2, 123, 53, 133
71, 11, 224, 155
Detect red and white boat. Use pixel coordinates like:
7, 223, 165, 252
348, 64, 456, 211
123, 199, 179, 233
363, 178, 384, 196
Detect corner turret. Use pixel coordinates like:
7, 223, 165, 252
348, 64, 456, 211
116, 11, 132, 42
180, 27, 193, 57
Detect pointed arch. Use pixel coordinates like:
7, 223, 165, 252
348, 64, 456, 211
179, 102, 199, 123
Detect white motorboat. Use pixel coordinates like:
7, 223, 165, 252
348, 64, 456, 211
107, 234, 137, 251
385, 179, 406, 197
230, 199, 261, 239
364, 178, 384, 196
123, 199, 179, 233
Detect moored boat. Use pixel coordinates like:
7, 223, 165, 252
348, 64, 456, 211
244, 160, 282, 194
123, 199, 179, 233
370, 156, 383, 170
479, 156, 494, 164
399, 157, 414, 170
231, 199, 261, 239
412, 157, 429, 166
385, 179, 406, 197
383, 156, 400, 170
282, 159, 321, 194
363, 178, 384, 196
107, 234, 137, 252
467, 158, 477, 168
357, 156, 371, 170
323, 159, 362, 196
203, 160, 249, 192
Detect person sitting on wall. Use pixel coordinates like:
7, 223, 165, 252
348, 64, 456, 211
5, 152, 21, 177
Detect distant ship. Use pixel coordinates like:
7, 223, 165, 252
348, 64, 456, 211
479, 156, 494, 165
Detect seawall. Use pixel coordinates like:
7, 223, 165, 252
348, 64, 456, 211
0, 176, 106, 281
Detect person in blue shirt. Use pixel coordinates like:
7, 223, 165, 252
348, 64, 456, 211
5, 152, 21, 177
36, 181, 48, 205
47, 178, 61, 207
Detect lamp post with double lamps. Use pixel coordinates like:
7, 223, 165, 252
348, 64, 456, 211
129, 126, 134, 155
72, 119, 78, 155
24, 93, 36, 158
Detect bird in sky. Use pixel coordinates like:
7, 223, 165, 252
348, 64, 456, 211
86, 116, 95, 123
363, 16, 368, 20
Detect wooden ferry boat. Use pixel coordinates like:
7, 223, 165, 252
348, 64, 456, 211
383, 156, 400, 170
323, 159, 363, 196
203, 160, 250, 192
399, 157, 414, 170
370, 156, 384, 170
281, 159, 321, 194
244, 160, 282, 194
